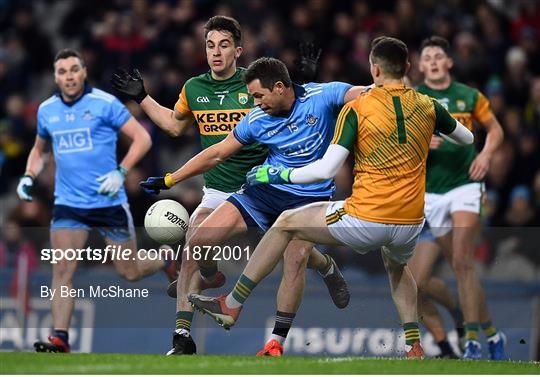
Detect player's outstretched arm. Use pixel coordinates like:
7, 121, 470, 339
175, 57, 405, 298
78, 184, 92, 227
246, 144, 349, 186
111, 68, 193, 137
17, 136, 49, 201
140, 133, 244, 194
439, 121, 474, 145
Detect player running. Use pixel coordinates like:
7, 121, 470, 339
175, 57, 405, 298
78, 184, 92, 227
140, 56, 367, 356
188, 36, 475, 359
18, 49, 172, 353
407, 36, 506, 360
113, 16, 348, 355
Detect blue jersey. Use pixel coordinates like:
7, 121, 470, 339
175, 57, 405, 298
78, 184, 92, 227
233, 82, 352, 197
37, 86, 132, 209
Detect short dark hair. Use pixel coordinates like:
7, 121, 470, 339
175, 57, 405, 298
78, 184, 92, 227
420, 36, 450, 55
243, 57, 292, 90
204, 15, 242, 46
370, 36, 409, 79
54, 48, 85, 66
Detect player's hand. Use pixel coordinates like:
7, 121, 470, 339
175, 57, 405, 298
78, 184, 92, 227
140, 174, 175, 195
17, 175, 34, 201
429, 135, 443, 150
97, 167, 127, 197
469, 152, 491, 181
297, 42, 321, 83
111, 68, 148, 103
246, 165, 292, 185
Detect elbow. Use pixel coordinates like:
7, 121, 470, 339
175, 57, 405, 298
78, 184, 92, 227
319, 169, 336, 181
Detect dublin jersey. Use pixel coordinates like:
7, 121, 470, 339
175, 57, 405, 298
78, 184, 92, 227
417, 81, 493, 194
175, 68, 267, 193
37, 86, 131, 208
233, 82, 352, 197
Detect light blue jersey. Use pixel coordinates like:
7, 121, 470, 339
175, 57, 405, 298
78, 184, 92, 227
233, 82, 352, 197
37, 86, 132, 208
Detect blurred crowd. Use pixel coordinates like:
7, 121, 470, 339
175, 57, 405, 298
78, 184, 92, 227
1, 0, 539, 279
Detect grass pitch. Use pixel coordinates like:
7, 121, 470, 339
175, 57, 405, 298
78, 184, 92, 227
1, 353, 538, 374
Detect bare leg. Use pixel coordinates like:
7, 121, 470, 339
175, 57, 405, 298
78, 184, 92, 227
276, 240, 313, 313
176, 207, 214, 313
447, 211, 483, 325
382, 252, 418, 324
109, 236, 165, 281
50, 229, 88, 331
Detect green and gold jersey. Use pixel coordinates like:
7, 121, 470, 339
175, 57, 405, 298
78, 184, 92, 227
417, 81, 493, 194
175, 68, 267, 192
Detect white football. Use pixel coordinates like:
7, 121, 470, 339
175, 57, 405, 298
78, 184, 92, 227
144, 199, 189, 243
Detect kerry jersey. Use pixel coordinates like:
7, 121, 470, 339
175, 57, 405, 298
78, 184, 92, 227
175, 68, 267, 192
416, 81, 492, 194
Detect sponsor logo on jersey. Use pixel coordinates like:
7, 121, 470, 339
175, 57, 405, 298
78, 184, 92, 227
196, 96, 210, 103
278, 132, 323, 157
306, 114, 319, 126
48, 115, 60, 123
82, 111, 94, 121
53, 128, 93, 153
238, 93, 248, 105
194, 109, 249, 135
456, 99, 466, 111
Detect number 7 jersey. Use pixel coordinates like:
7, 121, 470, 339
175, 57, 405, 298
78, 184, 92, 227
331, 84, 456, 224
175, 68, 267, 193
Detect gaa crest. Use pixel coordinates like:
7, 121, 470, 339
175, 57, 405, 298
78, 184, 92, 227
306, 114, 319, 126
238, 93, 248, 105
456, 99, 466, 111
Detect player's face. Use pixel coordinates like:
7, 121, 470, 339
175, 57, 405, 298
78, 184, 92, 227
206, 30, 242, 77
247, 79, 286, 116
419, 46, 452, 82
54, 57, 87, 101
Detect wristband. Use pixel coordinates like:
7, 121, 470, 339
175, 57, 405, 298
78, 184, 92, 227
164, 173, 175, 188
118, 165, 128, 177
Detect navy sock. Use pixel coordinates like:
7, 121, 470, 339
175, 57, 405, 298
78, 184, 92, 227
54, 330, 69, 345
200, 264, 218, 280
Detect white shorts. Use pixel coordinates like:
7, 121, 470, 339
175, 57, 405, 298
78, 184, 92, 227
424, 182, 483, 238
325, 201, 424, 264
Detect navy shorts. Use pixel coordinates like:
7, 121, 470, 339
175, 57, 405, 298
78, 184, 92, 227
417, 221, 435, 243
227, 184, 330, 232
51, 204, 135, 242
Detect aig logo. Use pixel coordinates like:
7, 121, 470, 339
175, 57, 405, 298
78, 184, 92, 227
197, 96, 210, 103
53, 128, 93, 153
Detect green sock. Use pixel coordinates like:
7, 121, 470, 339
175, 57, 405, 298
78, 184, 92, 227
481, 320, 498, 338
175, 311, 194, 332
403, 322, 420, 346
231, 274, 257, 305
465, 323, 480, 341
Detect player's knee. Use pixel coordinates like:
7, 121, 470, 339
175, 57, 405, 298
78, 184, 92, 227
452, 257, 472, 275
275, 209, 298, 229
53, 261, 76, 282
117, 268, 141, 282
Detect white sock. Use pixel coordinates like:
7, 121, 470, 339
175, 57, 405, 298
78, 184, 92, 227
225, 293, 243, 309
269, 334, 285, 344
175, 328, 190, 337
320, 261, 334, 278
487, 332, 500, 343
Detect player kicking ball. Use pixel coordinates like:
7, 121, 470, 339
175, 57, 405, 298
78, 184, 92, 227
140, 57, 369, 356
188, 37, 475, 359
114, 16, 347, 355
18, 49, 174, 353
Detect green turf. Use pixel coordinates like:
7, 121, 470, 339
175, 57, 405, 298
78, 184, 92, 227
0, 353, 538, 374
